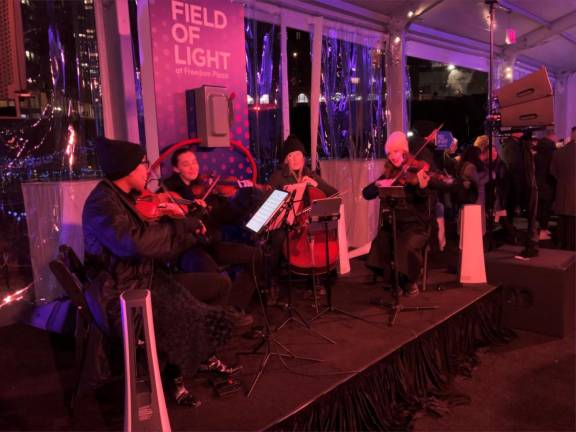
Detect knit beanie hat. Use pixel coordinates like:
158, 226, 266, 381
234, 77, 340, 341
385, 131, 409, 155
473, 135, 489, 150
93, 136, 146, 180
281, 135, 306, 161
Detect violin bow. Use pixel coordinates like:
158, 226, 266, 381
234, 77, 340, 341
297, 190, 346, 216
389, 122, 444, 186
200, 174, 222, 201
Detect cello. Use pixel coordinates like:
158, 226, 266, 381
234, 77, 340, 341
284, 183, 340, 275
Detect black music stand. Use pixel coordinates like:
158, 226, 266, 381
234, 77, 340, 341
240, 190, 323, 397
308, 198, 364, 323
376, 186, 437, 326
273, 193, 335, 345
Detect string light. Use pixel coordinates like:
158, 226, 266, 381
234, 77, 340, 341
65, 124, 77, 170
0, 284, 32, 309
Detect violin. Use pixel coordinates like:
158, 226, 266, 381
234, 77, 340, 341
134, 190, 192, 221
134, 190, 212, 244
385, 155, 455, 188
190, 174, 270, 199
388, 155, 430, 186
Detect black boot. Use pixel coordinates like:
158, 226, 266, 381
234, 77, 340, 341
198, 355, 242, 376
170, 376, 201, 408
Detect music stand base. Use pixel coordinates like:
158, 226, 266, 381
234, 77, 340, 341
276, 304, 336, 344
311, 305, 365, 323
375, 299, 438, 326
237, 334, 322, 397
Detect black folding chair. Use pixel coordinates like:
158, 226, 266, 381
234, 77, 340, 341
49, 245, 108, 416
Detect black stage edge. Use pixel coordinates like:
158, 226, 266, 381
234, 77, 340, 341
167, 266, 512, 432
271, 285, 510, 431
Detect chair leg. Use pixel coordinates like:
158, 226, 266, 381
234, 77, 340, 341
422, 246, 429, 292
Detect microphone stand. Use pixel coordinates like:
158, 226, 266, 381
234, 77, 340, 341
485, 0, 498, 251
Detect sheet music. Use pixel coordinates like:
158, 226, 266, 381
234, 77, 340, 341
268, 182, 307, 230
245, 190, 288, 233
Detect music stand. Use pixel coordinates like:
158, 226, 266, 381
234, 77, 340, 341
273, 189, 335, 345
308, 197, 364, 323
376, 186, 437, 326
241, 189, 323, 397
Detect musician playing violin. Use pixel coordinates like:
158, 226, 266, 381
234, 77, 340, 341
362, 131, 434, 298
82, 137, 236, 407
162, 148, 255, 230
162, 147, 260, 326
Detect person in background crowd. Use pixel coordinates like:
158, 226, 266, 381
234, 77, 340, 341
499, 132, 525, 227
473, 135, 510, 230
550, 126, 576, 250
535, 129, 557, 240
83, 137, 237, 408
409, 120, 459, 251
456, 145, 483, 208
500, 132, 539, 256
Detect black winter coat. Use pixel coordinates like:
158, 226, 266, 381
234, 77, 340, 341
82, 180, 231, 383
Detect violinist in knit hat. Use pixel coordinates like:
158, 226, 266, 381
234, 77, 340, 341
82, 137, 238, 407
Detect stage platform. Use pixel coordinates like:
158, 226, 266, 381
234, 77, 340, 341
0, 260, 509, 431
175, 265, 505, 431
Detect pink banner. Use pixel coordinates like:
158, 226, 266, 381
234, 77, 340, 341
147, 0, 249, 151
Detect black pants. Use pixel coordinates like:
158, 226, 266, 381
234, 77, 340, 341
537, 196, 554, 231
506, 174, 538, 249
179, 241, 258, 309
366, 221, 429, 284
172, 272, 231, 306
267, 229, 286, 279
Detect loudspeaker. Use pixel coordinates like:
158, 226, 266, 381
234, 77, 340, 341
186, 85, 230, 147
485, 245, 575, 338
495, 67, 554, 129
499, 95, 554, 129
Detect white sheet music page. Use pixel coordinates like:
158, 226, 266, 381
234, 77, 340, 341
246, 190, 288, 233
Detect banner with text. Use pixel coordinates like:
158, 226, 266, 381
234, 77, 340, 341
145, 0, 249, 152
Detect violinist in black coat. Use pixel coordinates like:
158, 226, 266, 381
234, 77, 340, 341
362, 132, 433, 297
83, 138, 234, 407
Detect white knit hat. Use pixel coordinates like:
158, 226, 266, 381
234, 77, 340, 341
385, 131, 409, 155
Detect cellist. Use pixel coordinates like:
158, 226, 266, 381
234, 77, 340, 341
362, 131, 433, 297
266, 135, 338, 303
269, 135, 337, 199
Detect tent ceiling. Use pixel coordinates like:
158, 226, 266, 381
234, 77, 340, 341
312, 0, 576, 74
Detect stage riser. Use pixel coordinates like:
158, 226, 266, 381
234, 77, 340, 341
486, 246, 575, 338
